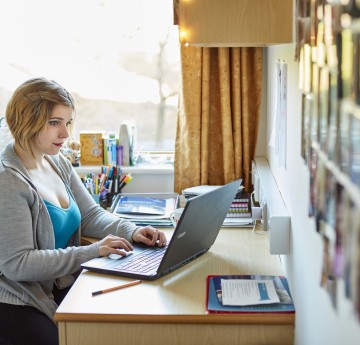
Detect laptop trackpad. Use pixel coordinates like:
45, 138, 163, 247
106, 245, 145, 264
82, 246, 143, 269
108, 251, 133, 260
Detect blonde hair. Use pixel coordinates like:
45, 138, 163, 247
5, 77, 75, 156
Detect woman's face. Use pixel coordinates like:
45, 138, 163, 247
33, 104, 74, 156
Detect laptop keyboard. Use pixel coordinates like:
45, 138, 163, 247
112, 246, 167, 274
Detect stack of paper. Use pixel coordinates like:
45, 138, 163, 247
182, 185, 221, 196
111, 193, 178, 227
222, 218, 253, 227
206, 275, 295, 314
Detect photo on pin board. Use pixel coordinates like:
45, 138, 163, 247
324, 3, 335, 49
332, 183, 358, 297
336, 31, 343, 100
303, 44, 312, 94
341, 29, 353, 99
320, 229, 337, 309
343, 198, 358, 301
334, 183, 346, 280
308, 146, 318, 218
301, 93, 312, 163
325, 169, 336, 228
315, 159, 327, 233
295, 0, 311, 61
349, 111, 360, 185
310, 62, 320, 145
352, 32, 360, 105
338, 101, 352, 175
301, 93, 306, 160
310, 0, 318, 47
296, 0, 311, 18
318, 66, 330, 151
327, 71, 339, 161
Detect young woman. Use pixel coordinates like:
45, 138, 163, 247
0, 77, 166, 345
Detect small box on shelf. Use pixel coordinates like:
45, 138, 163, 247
79, 132, 104, 166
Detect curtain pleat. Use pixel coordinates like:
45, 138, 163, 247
231, 48, 242, 179
174, 45, 202, 190
218, 47, 235, 184
200, 48, 210, 184
240, 48, 263, 189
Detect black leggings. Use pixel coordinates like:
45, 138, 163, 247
0, 284, 71, 345
0, 303, 59, 345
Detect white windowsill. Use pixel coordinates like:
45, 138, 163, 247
75, 164, 174, 175
74, 164, 174, 193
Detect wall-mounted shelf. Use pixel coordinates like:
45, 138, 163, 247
178, 0, 293, 47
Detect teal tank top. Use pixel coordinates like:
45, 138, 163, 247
43, 190, 81, 249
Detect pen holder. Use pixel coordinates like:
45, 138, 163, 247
91, 194, 100, 204
101, 192, 117, 209
99, 195, 108, 210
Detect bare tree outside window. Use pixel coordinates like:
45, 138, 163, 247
0, 0, 180, 152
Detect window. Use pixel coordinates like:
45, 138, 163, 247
0, 0, 180, 153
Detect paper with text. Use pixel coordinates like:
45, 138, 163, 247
221, 279, 280, 306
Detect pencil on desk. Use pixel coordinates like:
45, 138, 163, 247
92, 280, 142, 296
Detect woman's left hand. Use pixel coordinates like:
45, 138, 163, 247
132, 226, 167, 247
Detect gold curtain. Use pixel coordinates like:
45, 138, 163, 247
174, 45, 262, 193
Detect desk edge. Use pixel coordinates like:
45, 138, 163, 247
55, 312, 295, 325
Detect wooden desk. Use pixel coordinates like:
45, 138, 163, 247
55, 229, 295, 345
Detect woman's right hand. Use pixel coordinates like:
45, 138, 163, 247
97, 234, 134, 257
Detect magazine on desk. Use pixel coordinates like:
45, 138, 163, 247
116, 196, 167, 216
206, 274, 295, 314
111, 193, 178, 227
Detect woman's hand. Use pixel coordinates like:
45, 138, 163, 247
97, 234, 134, 257
132, 226, 166, 247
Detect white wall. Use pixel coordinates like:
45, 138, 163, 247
264, 43, 360, 345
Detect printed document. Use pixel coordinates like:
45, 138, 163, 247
221, 279, 280, 306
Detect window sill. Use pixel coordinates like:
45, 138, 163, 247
74, 164, 174, 193
74, 164, 174, 175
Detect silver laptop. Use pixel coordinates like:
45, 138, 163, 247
81, 179, 241, 281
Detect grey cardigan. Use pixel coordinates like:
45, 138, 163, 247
0, 142, 138, 322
